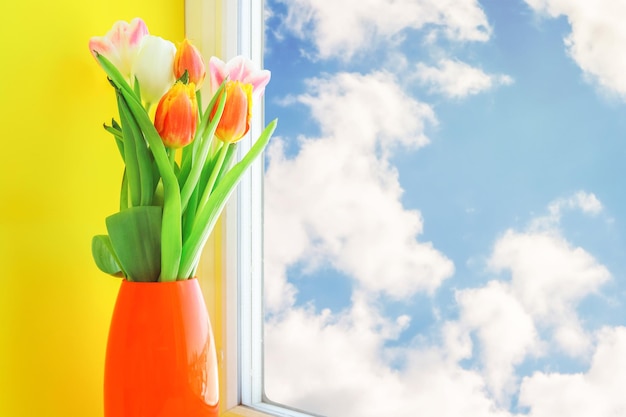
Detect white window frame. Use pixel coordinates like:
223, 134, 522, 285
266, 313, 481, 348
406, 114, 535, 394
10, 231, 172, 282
185, 1, 318, 416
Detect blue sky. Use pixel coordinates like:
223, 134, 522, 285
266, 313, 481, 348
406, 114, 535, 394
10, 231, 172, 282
261, 1, 626, 416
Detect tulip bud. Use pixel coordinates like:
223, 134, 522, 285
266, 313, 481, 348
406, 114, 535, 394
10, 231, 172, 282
211, 81, 253, 143
154, 82, 198, 148
174, 39, 206, 89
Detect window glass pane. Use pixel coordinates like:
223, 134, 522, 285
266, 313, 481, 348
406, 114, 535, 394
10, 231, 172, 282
263, 1, 626, 416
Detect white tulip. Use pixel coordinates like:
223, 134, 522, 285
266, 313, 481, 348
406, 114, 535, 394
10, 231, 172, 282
132, 35, 176, 106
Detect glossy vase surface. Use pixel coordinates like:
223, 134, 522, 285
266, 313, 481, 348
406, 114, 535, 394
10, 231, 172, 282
104, 278, 219, 417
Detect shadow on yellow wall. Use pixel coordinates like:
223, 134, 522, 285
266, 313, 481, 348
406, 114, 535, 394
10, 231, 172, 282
0, 2, 184, 415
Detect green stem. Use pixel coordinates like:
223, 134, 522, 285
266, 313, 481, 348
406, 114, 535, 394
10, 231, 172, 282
196, 142, 229, 215
179, 84, 227, 213
179, 137, 195, 187
117, 93, 141, 207
119, 168, 129, 211
196, 90, 203, 121
182, 186, 198, 243
178, 119, 277, 278
214, 143, 238, 186
123, 103, 155, 207
168, 148, 176, 168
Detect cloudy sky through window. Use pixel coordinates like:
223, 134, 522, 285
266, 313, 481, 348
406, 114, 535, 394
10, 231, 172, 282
262, 1, 626, 416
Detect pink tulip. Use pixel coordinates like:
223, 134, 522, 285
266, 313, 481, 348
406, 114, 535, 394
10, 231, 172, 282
89, 18, 149, 80
208, 56, 271, 105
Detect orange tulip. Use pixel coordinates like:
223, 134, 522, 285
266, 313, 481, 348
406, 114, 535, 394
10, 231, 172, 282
174, 39, 206, 89
211, 81, 253, 143
154, 82, 198, 148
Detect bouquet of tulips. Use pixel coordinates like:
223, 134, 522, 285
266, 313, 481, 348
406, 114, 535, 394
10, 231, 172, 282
89, 18, 276, 282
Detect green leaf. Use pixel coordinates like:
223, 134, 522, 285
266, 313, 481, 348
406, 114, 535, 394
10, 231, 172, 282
116, 80, 182, 281
120, 168, 129, 211
195, 141, 230, 217
103, 119, 125, 160
103, 121, 123, 140
97, 52, 182, 280
177, 69, 189, 84
117, 93, 156, 206
105, 206, 162, 282
179, 119, 278, 278
117, 92, 141, 207
95, 52, 137, 100
133, 76, 141, 101
91, 235, 124, 277
182, 186, 198, 243
179, 82, 227, 211
211, 143, 238, 194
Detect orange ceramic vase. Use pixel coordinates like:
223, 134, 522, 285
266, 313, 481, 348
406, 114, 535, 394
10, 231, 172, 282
104, 278, 219, 417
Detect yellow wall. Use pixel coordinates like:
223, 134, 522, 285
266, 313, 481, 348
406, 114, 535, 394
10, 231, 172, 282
0, 1, 184, 416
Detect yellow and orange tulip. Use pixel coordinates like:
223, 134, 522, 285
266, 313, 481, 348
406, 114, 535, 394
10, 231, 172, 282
154, 82, 198, 148
211, 81, 253, 143
174, 39, 206, 89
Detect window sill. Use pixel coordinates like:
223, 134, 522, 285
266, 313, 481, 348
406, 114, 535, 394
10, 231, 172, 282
223, 405, 276, 417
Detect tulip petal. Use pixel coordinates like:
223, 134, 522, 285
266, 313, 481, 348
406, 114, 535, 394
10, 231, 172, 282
244, 69, 271, 102
226, 56, 248, 82
208, 56, 228, 95
89, 18, 149, 80
154, 82, 198, 148
213, 81, 252, 143
212, 55, 272, 103
127, 18, 149, 48
175, 39, 206, 89
132, 35, 176, 105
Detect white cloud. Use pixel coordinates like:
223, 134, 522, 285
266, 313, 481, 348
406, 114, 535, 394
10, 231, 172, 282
524, 0, 626, 99
264, 292, 409, 417
441, 192, 610, 405
265, 292, 514, 417
490, 229, 610, 324
262, 2, 626, 414
570, 191, 603, 214
266, 129, 616, 416
530, 191, 604, 230
519, 326, 626, 417
489, 225, 610, 357
547, 191, 603, 220
456, 281, 544, 403
297, 71, 435, 149
274, 0, 491, 59
264, 71, 454, 312
416, 59, 514, 98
